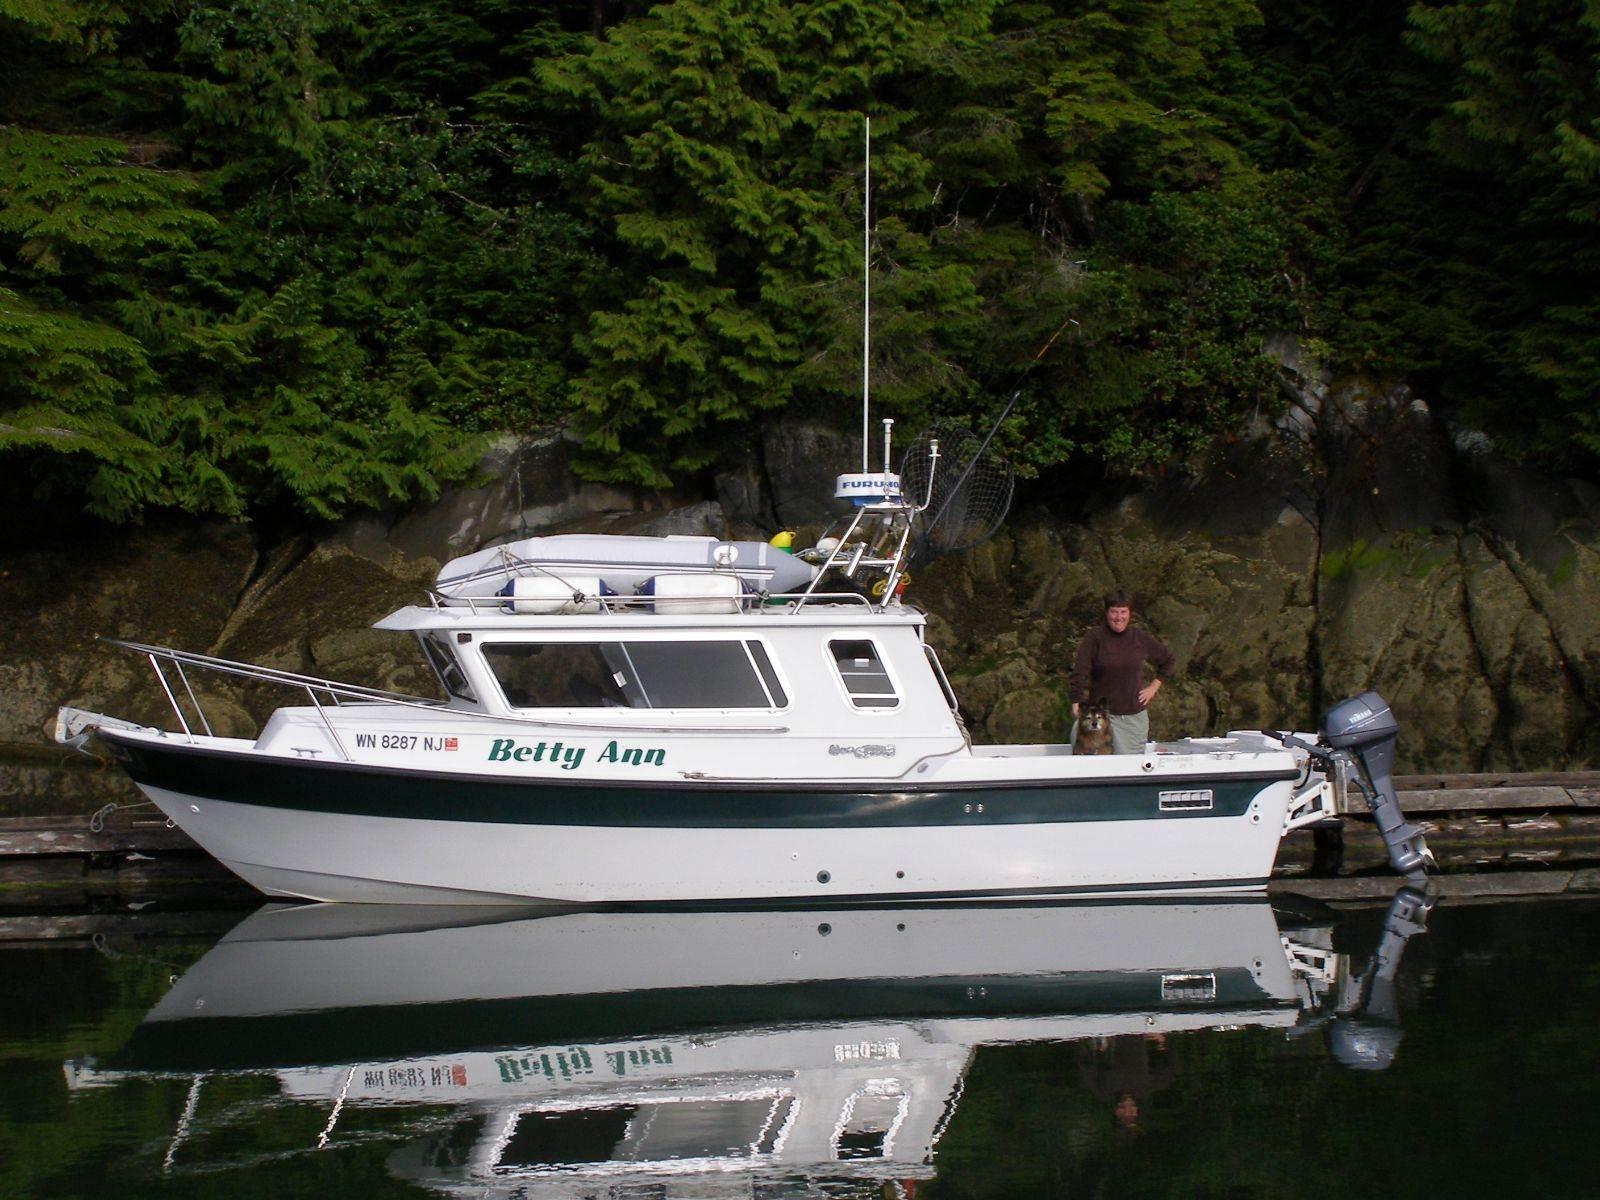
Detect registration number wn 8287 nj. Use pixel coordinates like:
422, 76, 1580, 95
353, 733, 460, 752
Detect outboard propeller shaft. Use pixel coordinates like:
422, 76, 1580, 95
1327, 882, 1432, 1070
1322, 692, 1433, 878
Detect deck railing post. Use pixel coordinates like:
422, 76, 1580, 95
172, 659, 214, 737
880, 517, 916, 603
164, 1075, 204, 1173
795, 507, 870, 613
148, 654, 194, 742
306, 686, 351, 761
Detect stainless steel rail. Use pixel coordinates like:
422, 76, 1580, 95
427, 585, 878, 615
100, 638, 790, 759
104, 637, 440, 758
793, 502, 911, 614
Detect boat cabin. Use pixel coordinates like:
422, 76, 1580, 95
371, 604, 961, 731
241, 587, 972, 780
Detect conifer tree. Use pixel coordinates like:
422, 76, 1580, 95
543, 0, 999, 486
1405, 0, 1600, 465
545, 0, 1336, 483
0, 0, 597, 520
4, 0, 1594, 521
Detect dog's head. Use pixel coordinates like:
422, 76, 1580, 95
1078, 702, 1110, 733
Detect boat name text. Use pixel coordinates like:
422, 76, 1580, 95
487, 738, 667, 769
496, 1044, 674, 1083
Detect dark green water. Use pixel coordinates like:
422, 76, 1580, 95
3, 892, 1598, 1200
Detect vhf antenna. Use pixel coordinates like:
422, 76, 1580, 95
861, 114, 871, 473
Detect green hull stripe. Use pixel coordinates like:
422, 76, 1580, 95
120, 969, 1279, 1072
104, 733, 1291, 829
610, 877, 1268, 909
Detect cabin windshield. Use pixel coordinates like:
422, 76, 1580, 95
418, 632, 476, 703
483, 640, 788, 710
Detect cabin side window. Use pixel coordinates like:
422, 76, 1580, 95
494, 1096, 792, 1169
746, 641, 789, 708
621, 641, 777, 709
482, 644, 632, 709
829, 639, 898, 709
418, 632, 477, 703
482, 641, 785, 710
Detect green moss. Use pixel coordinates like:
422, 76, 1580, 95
1319, 538, 1401, 581
1321, 535, 1450, 582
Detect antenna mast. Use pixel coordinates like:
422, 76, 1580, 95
861, 115, 871, 473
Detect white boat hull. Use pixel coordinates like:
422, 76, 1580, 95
136, 775, 1291, 904
141, 898, 1302, 1019
72, 900, 1323, 1192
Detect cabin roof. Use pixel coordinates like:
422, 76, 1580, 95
372, 604, 928, 633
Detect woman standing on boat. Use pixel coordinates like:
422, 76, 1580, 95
1070, 589, 1175, 754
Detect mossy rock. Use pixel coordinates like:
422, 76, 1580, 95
0, 524, 257, 749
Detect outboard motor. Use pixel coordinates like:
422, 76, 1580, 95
1327, 884, 1431, 1070
1322, 692, 1432, 878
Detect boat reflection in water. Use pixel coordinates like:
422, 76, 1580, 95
68, 892, 1429, 1195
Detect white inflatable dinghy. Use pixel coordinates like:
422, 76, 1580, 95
435, 534, 817, 597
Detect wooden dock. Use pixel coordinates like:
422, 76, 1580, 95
1391, 770, 1600, 812
0, 810, 196, 858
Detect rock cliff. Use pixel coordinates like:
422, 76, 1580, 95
6, 388, 1598, 801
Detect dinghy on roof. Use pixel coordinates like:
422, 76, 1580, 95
434, 533, 818, 599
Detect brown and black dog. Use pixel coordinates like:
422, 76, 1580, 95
1074, 701, 1114, 756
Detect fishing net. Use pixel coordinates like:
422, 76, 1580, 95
900, 422, 1014, 559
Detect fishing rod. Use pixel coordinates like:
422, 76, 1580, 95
915, 315, 1078, 553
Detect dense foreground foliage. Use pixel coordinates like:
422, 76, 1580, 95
2, 0, 1596, 520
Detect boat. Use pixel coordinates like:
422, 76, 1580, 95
66, 895, 1425, 1191
53, 119, 1431, 905
51, 446, 1432, 904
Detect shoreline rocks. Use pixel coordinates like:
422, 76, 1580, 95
6, 391, 1599, 778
